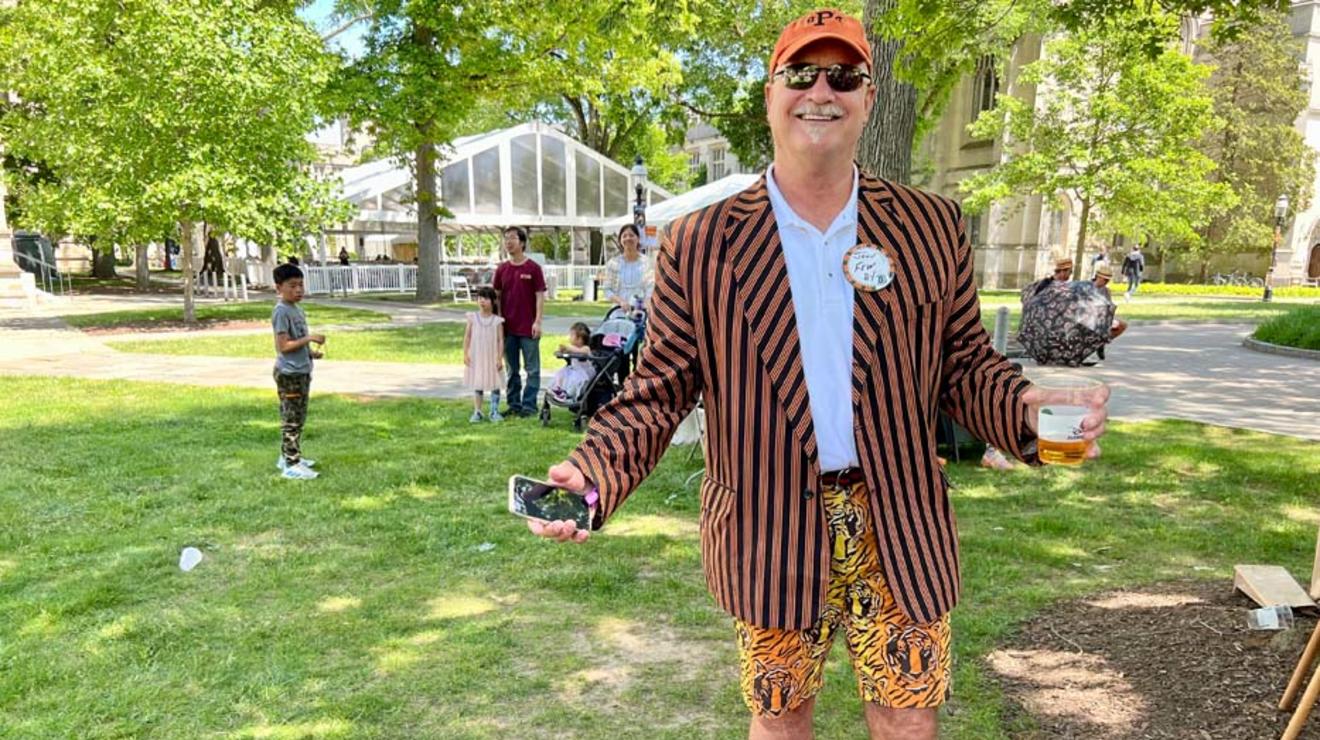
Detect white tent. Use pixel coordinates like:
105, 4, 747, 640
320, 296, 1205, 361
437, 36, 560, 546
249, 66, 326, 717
604, 173, 759, 232
331, 122, 674, 236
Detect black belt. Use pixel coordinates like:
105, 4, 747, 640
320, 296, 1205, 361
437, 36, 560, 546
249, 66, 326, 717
820, 467, 865, 490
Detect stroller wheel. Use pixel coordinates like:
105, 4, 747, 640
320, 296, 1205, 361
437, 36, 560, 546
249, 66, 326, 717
572, 417, 583, 432
539, 405, 551, 427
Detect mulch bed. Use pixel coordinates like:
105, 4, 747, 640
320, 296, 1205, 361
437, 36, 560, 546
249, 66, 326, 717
988, 580, 1319, 738
81, 319, 268, 335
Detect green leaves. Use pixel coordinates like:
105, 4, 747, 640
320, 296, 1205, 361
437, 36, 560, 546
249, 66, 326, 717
0, 0, 344, 247
1194, 9, 1315, 261
961, 9, 1229, 258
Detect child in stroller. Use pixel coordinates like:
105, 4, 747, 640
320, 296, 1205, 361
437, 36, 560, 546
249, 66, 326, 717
539, 306, 645, 431
547, 323, 594, 403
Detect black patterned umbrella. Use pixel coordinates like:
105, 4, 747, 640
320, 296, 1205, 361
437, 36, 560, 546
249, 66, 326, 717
1017, 280, 1116, 366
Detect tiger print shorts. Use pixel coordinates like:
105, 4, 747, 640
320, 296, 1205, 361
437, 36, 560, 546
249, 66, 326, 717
734, 481, 952, 717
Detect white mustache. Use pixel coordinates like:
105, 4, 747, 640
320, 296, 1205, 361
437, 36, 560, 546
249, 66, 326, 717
792, 104, 843, 118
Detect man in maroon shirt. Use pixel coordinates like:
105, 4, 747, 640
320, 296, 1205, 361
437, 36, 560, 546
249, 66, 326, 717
493, 226, 546, 416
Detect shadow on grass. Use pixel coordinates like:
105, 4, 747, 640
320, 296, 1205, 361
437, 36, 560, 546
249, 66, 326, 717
1, 378, 1317, 738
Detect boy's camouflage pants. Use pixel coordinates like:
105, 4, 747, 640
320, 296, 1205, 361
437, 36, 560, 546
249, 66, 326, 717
274, 371, 311, 464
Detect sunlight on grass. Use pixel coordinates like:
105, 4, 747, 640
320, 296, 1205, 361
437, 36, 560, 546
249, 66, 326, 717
374, 647, 424, 675
426, 594, 498, 620
233, 719, 353, 739
340, 495, 394, 512
95, 614, 138, 640
19, 611, 60, 637
600, 514, 699, 539
316, 596, 361, 614
0, 558, 16, 578
1040, 542, 1090, 559
1280, 504, 1320, 526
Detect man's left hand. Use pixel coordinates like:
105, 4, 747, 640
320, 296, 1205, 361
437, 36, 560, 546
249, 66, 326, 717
1022, 382, 1110, 459
531, 320, 542, 339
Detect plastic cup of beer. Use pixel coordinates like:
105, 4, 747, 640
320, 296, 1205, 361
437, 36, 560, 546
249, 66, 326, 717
1036, 378, 1099, 466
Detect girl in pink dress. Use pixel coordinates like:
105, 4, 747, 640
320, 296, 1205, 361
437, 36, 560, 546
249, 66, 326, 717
463, 287, 505, 422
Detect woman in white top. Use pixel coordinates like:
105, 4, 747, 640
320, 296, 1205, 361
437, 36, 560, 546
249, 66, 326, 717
601, 224, 654, 311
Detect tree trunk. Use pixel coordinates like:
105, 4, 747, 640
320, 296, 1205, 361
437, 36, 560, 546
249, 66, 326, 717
91, 247, 118, 279
180, 220, 196, 325
1158, 247, 1167, 283
134, 244, 149, 291
1072, 199, 1091, 279
858, 0, 918, 183
415, 138, 442, 301
1198, 259, 1208, 283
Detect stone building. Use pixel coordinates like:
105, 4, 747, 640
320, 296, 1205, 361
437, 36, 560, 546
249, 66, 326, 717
919, 5, 1320, 287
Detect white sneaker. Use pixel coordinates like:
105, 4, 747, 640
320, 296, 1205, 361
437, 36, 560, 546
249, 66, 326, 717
469, 411, 484, 423
277, 456, 316, 470
281, 462, 319, 480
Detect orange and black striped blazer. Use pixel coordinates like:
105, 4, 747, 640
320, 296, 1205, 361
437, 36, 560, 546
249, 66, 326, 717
568, 172, 1034, 630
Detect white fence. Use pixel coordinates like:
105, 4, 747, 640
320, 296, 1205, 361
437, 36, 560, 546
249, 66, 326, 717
299, 263, 609, 297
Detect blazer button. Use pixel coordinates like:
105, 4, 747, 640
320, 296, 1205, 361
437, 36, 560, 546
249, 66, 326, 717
802, 489, 815, 500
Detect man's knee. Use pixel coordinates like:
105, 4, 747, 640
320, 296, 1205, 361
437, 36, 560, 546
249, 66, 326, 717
862, 704, 938, 740
749, 696, 815, 739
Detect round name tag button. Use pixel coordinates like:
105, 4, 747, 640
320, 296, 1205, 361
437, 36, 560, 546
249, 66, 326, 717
842, 244, 893, 292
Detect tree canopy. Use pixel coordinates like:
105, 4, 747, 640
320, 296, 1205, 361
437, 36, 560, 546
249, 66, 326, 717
1193, 9, 1315, 273
959, 10, 1232, 276
0, 0, 347, 318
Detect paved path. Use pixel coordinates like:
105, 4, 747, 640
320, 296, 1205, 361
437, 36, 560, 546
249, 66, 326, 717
1, 296, 1316, 439
1020, 323, 1320, 441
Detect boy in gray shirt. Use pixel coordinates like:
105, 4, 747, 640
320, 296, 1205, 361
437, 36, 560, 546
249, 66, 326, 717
272, 263, 325, 480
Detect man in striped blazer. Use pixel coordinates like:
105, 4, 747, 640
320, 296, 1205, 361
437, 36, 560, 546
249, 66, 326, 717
530, 8, 1109, 738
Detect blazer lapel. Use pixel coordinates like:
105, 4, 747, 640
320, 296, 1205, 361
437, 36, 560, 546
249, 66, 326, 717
725, 177, 818, 467
851, 173, 905, 397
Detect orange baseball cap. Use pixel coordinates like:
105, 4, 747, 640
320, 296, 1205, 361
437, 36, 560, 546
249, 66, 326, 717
769, 9, 872, 75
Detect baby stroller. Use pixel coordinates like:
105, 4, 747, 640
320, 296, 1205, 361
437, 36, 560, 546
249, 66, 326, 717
539, 306, 646, 431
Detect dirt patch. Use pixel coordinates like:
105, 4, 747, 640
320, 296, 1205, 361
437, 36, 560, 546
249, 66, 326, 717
81, 319, 268, 335
988, 580, 1319, 738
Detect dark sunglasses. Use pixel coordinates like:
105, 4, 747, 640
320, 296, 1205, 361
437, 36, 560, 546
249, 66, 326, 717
773, 63, 872, 92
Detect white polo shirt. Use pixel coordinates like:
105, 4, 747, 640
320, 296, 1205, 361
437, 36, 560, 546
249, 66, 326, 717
765, 165, 860, 472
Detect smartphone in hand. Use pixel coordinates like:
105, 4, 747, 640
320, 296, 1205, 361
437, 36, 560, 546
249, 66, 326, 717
508, 475, 594, 530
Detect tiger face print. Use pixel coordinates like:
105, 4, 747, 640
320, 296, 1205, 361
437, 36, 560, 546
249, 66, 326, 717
735, 481, 952, 717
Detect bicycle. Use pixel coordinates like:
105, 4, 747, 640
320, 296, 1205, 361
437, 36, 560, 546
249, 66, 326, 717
1211, 270, 1264, 288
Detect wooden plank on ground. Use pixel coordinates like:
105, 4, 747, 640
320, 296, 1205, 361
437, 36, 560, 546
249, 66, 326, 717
1234, 564, 1316, 609
1312, 525, 1320, 600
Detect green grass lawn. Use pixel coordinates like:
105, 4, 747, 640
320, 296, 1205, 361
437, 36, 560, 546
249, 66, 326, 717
1252, 304, 1320, 350
65, 301, 390, 330
977, 293, 1317, 332
106, 294, 1316, 363
106, 322, 567, 371
361, 294, 617, 319
2, 377, 1316, 738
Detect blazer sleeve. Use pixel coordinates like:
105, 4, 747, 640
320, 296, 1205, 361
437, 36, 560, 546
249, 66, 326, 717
938, 203, 1038, 463
568, 228, 704, 528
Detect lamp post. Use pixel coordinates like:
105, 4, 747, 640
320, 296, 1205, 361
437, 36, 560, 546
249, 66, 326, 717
630, 155, 648, 235
1265, 193, 1288, 303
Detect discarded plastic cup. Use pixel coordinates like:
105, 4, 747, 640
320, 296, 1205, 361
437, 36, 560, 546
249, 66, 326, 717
179, 547, 204, 572
1246, 604, 1293, 631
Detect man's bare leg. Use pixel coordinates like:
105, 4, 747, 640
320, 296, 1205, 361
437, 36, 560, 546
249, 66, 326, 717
749, 696, 815, 740
862, 704, 938, 740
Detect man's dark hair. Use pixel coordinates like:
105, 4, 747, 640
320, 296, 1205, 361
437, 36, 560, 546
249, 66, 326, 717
273, 263, 304, 285
503, 226, 528, 247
